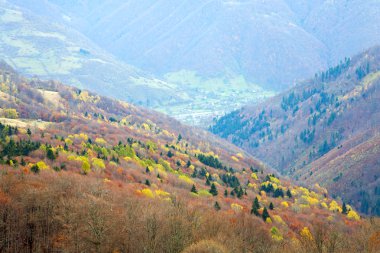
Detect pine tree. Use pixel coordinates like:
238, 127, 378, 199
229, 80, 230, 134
20, 157, 26, 166
224, 189, 228, 197
262, 207, 270, 221
342, 202, 348, 214
27, 128, 32, 136
286, 189, 292, 198
145, 179, 151, 186
251, 197, 260, 216
47, 148, 56, 160
269, 202, 274, 210
146, 167, 150, 173
206, 177, 211, 186
214, 201, 221, 211
209, 183, 218, 196
191, 184, 198, 194
237, 187, 244, 199
31, 164, 39, 174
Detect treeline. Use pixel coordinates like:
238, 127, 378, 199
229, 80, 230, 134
0, 172, 379, 253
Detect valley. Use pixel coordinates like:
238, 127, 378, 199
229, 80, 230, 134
211, 47, 380, 215
0, 62, 377, 252
0, 1, 379, 251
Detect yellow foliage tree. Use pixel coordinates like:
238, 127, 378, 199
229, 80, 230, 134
140, 188, 154, 198
251, 173, 258, 180
329, 200, 342, 212
347, 210, 360, 221
82, 160, 91, 174
231, 203, 243, 212
178, 175, 194, 185
300, 227, 313, 241
231, 156, 239, 162
2, 108, 18, 119
36, 161, 49, 170
95, 138, 107, 145
92, 158, 105, 170
271, 226, 283, 241
281, 201, 289, 208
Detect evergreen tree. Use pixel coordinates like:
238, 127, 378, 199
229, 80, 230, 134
251, 197, 260, 216
286, 189, 292, 198
186, 160, 191, 167
145, 179, 151, 186
262, 207, 270, 221
269, 202, 274, 210
31, 164, 39, 174
191, 184, 198, 194
237, 187, 244, 199
206, 177, 211, 186
342, 202, 348, 214
214, 201, 221, 211
209, 183, 218, 196
273, 188, 284, 198
47, 148, 56, 160
224, 189, 228, 197
146, 167, 150, 173
27, 128, 32, 136
20, 157, 26, 166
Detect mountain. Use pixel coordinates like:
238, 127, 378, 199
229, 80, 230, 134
5, 0, 380, 127
21, 0, 380, 92
0, 0, 192, 108
211, 46, 380, 215
0, 62, 376, 252
1, 0, 275, 126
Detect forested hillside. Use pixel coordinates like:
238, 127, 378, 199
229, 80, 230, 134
211, 46, 380, 216
0, 63, 378, 252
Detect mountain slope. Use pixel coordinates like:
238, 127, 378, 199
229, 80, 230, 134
0, 0, 186, 107
1, 0, 275, 126
0, 62, 375, 252
211, 46, 380, 215
24, 0, 380, 92
40, 0, 328, 90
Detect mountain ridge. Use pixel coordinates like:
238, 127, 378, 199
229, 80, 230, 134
211, 46, 380, 215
